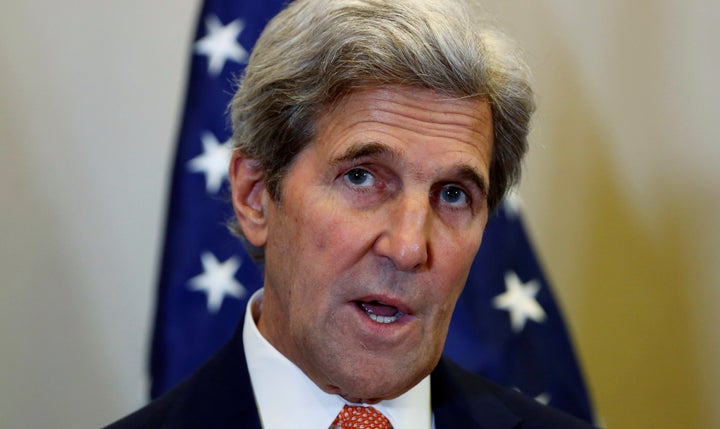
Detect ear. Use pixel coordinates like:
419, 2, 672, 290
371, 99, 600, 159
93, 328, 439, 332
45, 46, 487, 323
229, 151, 269, 247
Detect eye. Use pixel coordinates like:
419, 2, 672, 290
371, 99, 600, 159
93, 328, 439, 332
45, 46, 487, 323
439, 185, 470, 207
344, 168, 375, 187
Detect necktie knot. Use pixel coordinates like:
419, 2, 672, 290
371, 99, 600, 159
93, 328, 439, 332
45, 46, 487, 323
330, 405, 393, 429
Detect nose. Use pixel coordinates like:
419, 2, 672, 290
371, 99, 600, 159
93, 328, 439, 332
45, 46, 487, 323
374, 191, 431, 271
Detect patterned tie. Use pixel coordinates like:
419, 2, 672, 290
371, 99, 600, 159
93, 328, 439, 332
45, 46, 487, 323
329, 405, 394, 429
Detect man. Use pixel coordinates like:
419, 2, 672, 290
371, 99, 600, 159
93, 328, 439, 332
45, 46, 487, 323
107, 0, 594, 427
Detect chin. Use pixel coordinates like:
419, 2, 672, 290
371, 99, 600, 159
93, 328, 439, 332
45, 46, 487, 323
328, 362, 430, 404
336, 383, 407, 405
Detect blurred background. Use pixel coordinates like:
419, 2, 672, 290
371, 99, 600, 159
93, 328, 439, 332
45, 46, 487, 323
1, 1, 718, 427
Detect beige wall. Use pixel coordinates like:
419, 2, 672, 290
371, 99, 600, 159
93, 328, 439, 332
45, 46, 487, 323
488, 0, 720, 427
1, 1, 717, 428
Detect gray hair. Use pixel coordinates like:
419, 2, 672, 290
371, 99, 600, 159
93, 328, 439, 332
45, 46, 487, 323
229, 0, 535, 256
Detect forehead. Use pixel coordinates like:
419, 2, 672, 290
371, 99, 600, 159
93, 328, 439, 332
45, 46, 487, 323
320, 86, 492, 137
312, 85, 494, 176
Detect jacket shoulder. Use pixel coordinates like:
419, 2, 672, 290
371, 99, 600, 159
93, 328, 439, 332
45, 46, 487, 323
102, 374, 200, 429
102, 327, 261, 429
432, 357, 596, 429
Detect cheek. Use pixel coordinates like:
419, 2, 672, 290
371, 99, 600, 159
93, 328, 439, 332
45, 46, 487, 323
430, 233, 482, 303
309, 203, 376, 255
433, 275, 467, 314
279, 197, 326, 250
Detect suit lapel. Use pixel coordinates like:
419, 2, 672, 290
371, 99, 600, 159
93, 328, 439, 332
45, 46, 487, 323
162, 325, 262, 429
431, 357, 521, 429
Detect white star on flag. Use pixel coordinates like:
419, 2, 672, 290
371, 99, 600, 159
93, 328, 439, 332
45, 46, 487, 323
194, 14, 248, 76
188, 251, 247, 313
493, 271, 547, 333
535, 393, 551, 405
503, 189, 523, 218
513, 387, 551, 406
187, 131, 234, 194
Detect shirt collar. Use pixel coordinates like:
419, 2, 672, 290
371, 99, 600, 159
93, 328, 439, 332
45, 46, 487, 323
243, 288, 432, 428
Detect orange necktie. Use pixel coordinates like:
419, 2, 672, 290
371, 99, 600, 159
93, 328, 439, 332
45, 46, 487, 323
330, 405, 394, 429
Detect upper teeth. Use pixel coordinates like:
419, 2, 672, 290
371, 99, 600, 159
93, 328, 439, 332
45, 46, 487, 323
367, 312, 401, 324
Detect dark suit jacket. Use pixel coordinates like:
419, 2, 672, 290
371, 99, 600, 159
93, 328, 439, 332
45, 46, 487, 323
105, 324, 594, 429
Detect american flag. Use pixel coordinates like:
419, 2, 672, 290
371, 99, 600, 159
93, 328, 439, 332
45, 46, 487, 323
150, 0, 594, 423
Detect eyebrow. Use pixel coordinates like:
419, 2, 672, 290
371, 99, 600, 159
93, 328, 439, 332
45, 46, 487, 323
454, 165, 489, 201
330, 142, 401, 165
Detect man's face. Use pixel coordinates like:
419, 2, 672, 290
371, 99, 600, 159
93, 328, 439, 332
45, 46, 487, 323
240, 86, 493, 403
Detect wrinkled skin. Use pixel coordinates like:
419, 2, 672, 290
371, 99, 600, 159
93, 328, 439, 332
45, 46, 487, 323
231, 85, 494, 403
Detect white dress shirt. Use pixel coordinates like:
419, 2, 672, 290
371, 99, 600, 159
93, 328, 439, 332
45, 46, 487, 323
243, 289, 432, 428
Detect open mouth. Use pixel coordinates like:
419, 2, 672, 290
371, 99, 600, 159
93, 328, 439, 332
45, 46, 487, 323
356, 300, 405, 324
